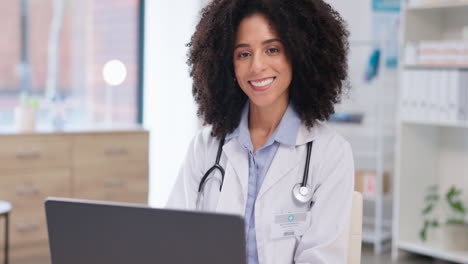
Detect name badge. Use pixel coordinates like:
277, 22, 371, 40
270, 211, 310, 240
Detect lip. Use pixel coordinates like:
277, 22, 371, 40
248, 77, 275, 92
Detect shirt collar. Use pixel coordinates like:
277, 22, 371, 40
226, 101, 302, 150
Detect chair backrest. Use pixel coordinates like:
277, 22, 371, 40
347, 191, 363, 264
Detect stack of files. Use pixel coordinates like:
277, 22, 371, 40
418, 41, 468, 66
401, 69, 468, 123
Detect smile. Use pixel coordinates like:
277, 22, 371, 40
248, 77, 275, 91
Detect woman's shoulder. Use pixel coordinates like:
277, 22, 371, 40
298, 121, 351, 150
190, 126, 221, 152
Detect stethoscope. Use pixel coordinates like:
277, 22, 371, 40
196, 137, 314, 208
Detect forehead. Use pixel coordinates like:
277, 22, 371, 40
235, 13, 279, 43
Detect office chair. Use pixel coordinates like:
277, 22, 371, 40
348, 191, 363, 264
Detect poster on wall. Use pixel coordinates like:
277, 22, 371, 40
373, 0, 401, 11
372, 0, 401, 68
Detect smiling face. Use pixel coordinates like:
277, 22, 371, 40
233, 13, 292, 110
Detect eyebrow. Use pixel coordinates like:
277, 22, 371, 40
234, 38, 282, 50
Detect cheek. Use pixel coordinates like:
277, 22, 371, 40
272, 56, 292, 74
234, 65, 249, 85
233, 65, 248, 91
233, 63, 242, 79
285, 70, 293, 84
280, 63, 293, 84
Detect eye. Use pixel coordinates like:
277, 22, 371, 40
237, 51, 251, 59
266, 47, 279, 54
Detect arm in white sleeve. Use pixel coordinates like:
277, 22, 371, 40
165, 130, 207, 210
294, 139, 354, 264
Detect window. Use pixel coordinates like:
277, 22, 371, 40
0, 0, 143, 129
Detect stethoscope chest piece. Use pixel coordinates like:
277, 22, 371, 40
292, 183, 313, 203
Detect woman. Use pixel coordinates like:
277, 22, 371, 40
167, 0, 353, 263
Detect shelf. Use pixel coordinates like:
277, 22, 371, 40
398, 240, 468, 263
404, 64, 468, 70
328, 122, 395, 138
363, 194, 393, 202
353, 150, 395, 160
363, 226, 392, 243
363, 217, 392, 228
407, 1, 468, 11
401, 119, 468, 129
0, 123, 144, 135
397, 0, 468, 262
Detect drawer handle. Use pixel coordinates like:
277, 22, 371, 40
16, 186, 40, 196
104, 178, 125, 187
104, 147, 128, 155
16, 150, 41, 159
16, 223, 39, 233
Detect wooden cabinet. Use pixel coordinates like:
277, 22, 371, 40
0, 129, 149, 263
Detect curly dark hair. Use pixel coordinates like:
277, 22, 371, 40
188, 0, 349, 138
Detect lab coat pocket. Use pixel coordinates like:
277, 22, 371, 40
272, 236, 297, 264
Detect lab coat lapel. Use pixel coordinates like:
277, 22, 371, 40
256, 123, 318, 200
222, 138, 248, 201
257, 144, 299, 200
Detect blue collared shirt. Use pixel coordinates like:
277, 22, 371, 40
226, 102, 302, 264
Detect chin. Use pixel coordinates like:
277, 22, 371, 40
248, 97, 276, 108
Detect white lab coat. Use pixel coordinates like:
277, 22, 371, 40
166, 121, 354, 264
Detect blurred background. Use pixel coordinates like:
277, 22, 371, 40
0, 0, 141, 127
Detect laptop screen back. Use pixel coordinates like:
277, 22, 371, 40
45, 198, 246, 264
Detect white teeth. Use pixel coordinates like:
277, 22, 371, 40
250, 78, 274, 87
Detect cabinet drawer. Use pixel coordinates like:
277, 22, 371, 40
0, 208, 50, 262
0, 168, 72, 210
5, 209, 48, 248
0, 135, 71, 170
73, 132, 148, 167
7, 244, 50, 263
73, 161, 148, 204
0, 168, 71, 248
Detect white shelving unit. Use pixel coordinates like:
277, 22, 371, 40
393, 0, 468, 262
407, 0, 468, 10
330, 41, 397, 254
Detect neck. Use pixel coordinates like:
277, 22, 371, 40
248, 99, 288, 139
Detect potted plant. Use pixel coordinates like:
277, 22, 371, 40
420, 185, 468, 251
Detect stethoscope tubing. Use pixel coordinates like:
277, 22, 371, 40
301, 141, 313, 188
197, 137, 313, 203
198, 137, 225, 192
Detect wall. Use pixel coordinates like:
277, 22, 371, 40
143, 0, 202, 207
326, 0, 372, 42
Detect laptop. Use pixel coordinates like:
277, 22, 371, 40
45, 198, 246, 264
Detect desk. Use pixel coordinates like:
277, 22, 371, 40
0, 201, 11, 264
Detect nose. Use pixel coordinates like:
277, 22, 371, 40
250, 53, 266, 74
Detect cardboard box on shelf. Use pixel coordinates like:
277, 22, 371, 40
355, 170, 391, 197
